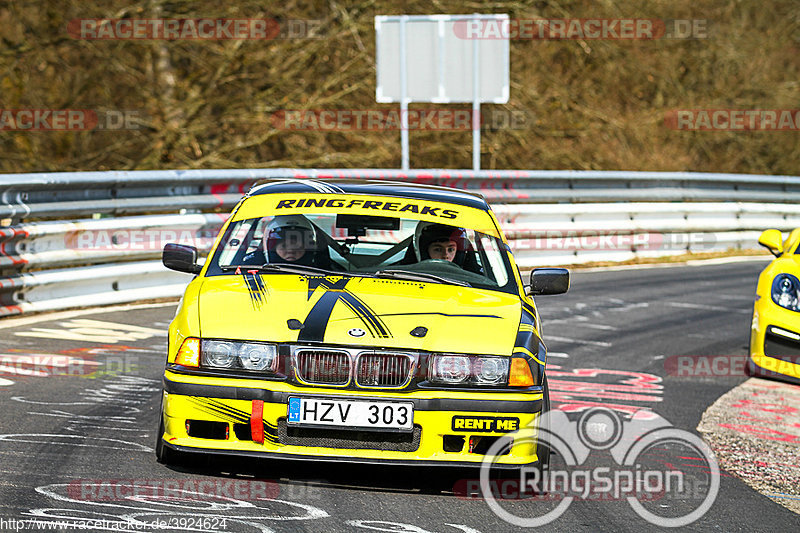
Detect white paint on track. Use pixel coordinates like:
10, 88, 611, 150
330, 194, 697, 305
28, 410, 137, 423
545, 335, 612, 347
32, 483, 330, 532
0, 434, 152, 451
0, 301, 176, 330
666, 301, 750, 314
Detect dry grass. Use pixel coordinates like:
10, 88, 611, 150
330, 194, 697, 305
0, 0, 798, 173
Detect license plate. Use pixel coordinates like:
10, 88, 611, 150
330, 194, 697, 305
286, 397, 413, 431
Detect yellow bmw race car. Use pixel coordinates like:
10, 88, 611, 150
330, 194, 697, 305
749, 228, 800, 384
156, 179, 569, 473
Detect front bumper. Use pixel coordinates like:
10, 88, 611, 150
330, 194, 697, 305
160, 370, 544, 467
749, 302, 800, 384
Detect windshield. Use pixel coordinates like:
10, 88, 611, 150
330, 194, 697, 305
206, 211, 514, 291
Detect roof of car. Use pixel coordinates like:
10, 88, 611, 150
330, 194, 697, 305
247, 179, 490, 210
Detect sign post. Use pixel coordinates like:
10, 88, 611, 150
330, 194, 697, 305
375, 14, 510, 170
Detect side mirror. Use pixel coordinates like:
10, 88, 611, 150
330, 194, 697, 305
163, 243, 201, 274
528, 268, 570, 296
758, 229, 783, 257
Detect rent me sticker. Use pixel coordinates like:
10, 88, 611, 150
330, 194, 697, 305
452, 416, 519, 433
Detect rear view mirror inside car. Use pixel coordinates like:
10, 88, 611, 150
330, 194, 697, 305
336, 214, 401, 236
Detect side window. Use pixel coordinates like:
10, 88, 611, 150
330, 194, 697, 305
476, 233, 508, 286
244, 217, 270, 256
217, 219, 256, 265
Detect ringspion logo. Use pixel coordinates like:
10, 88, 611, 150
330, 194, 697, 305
478, 408, 719, 528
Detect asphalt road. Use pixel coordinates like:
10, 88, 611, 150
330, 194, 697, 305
1, 259, 798, 532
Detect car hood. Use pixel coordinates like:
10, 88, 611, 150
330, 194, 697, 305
197, 274, 522, 355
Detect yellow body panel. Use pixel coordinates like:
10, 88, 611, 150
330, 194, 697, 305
749, 234, 800, 382
167, 276, 203, 364
196, 275, 521, 355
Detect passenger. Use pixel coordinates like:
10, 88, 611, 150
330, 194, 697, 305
415, 223, 483, 274
417, 223, 468, 262
242, 215, 319, 267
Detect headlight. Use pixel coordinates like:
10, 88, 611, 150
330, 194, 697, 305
203, 340, 237, 367
238, 343, 276, 371
201, 340, 278, 372
429, 355, 509, 386
431, 355, 471, 384
473, 357, 508, 385
771, 274, 800, 312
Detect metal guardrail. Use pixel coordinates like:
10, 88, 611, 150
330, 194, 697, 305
1, 168, 794, 317
2, 168, 800, 221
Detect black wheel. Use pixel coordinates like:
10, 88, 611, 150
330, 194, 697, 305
745, 357, 760, 377
155, 415, 173, 464
155, 408, 183, 465
533, 374, 551, 494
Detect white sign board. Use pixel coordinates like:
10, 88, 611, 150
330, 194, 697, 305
375, 14, 510, 169
375, 14, 509, 103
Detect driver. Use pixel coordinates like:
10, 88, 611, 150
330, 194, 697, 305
242, 215, 318, 266
414, 223, 483, 275
417, 223, 468, 262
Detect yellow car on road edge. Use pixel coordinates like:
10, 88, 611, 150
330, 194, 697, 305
749, 228, 800, 384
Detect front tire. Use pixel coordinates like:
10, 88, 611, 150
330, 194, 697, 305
155, 416, 173, 464
155, 409, 184, 465
533, 374, 551, 494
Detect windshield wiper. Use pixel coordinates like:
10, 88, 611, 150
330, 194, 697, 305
373, 269, 471, 287
222, 264, 350, 277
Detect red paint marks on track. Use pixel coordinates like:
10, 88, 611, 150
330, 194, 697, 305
718, 423, 800, 443
547, 366, 663, 417
714, 384, 800, 443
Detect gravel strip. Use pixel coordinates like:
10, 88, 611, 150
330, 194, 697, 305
698, 377, 800, 514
